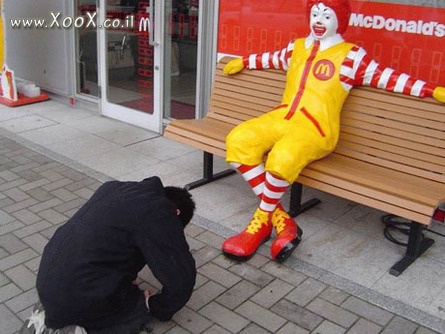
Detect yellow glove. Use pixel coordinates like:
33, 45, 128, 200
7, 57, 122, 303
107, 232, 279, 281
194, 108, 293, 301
223, 58, 245, 75
433, 87, 445, 103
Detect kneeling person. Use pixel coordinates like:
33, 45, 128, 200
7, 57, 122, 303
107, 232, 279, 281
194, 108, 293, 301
22, 176, 196, 334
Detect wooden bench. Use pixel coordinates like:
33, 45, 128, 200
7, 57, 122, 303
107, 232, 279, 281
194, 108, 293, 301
164, 56, 445, 276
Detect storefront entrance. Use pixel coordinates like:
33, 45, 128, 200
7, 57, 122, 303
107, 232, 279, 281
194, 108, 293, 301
75, 0, 208, 133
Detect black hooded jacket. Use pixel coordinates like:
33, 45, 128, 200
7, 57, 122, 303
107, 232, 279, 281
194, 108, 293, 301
36, 177, 196, 329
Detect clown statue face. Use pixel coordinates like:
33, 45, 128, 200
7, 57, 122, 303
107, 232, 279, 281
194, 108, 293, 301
309, 3, 339, 40
306, 0, 352, 39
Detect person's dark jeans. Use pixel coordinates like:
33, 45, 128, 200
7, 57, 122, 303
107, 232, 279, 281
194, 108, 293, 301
86, 293, 154, 334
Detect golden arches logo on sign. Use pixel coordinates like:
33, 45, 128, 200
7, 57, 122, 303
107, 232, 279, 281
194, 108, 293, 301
313, 59, 335, 81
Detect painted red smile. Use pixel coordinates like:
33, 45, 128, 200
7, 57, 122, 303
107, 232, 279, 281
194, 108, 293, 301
312, 25, 326, 37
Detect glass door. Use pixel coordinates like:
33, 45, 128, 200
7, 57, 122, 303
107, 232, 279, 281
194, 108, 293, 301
99, 0, 162, 132
98, 0, 199, 133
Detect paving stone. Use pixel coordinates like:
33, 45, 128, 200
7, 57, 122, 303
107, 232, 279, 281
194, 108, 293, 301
0, 209, 16, 225
0, 283, 22, 303
37, 208, 68, 225
0, 221, 25, 236
37, 170, 64, 181
188, 280, 226, 311
381, 316, 419, 334
415, 327, 440, 334
4, 265, 36, 291
11, 209, 41, 225
18, 179, 51, 192
261, 262, 307, 286
229, 263, 274, 288
285, 277, 326, 307
0, 271, 10, 286
216, 280, 260, 309
341, 296, 393, 326
74, 187, 96, 199
41, 178, 74, 192
172, 306, 212, 334
306, 298, 358, 328
29, 198, 63, 214
15, 169, 42, 182
187, 238, 206, 254
12, 221, 52, 239
23, 256, 41, 274
26, 187, 54, 202
3, 198, 39, 214
275, 322, 309, 334
0, 249, 39, 271
0, 179, 28, 192
198, 262, 241, 288
270, 299, 323, 331
0, 304, 23, 334
348, 318, 382, 334
250, 279, 294, 308
236, 300, 287, 333
0, 234, 27, 254
64, 178, 99, 192
193, 245, 221, 268
195, 230, 225, 249
199, 302, 250, 333
312, 320, 346, 334
22, 233, 49, 254
185, 224, 206, 238
0, 170, 21, 182
50, 188, 79, 202
4, 288, 39, 313
238, 322, 272, 334
3, 188, 30, 202
202, 324, 231, 334
319, 286, 350, 305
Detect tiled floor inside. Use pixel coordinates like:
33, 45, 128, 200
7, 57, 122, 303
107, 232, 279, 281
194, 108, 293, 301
0, 98, 444, 333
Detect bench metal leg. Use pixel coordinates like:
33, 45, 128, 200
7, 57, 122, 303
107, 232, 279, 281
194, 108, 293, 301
288, 182, 321, 217
185, 152, 236, 190
389, 221, 435, 276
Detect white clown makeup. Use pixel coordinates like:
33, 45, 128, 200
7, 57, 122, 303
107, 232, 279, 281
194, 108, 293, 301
310, 3, 339, 40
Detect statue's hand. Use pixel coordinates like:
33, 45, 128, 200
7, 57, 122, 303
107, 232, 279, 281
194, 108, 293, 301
223, 58, 245, 75
433, 87, 445, 103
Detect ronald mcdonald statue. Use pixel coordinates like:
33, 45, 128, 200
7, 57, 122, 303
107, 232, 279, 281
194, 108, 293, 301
222, 0, 445, 262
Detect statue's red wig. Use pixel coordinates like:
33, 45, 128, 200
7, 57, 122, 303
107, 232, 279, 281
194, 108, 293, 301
306, 0, 351, 34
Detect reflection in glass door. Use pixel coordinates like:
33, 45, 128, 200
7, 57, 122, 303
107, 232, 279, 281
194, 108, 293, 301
75, 0, 99, 97
163, 0, 199, 120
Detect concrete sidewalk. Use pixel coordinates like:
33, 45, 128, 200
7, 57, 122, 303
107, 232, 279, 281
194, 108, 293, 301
0, 99, 444, 333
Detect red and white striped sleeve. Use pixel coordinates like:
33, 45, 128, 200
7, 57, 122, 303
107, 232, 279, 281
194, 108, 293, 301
340, 45, 435, 98
242, 40, 295, 71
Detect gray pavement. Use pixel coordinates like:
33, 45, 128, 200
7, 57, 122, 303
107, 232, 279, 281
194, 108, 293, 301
0, 98, 445, 334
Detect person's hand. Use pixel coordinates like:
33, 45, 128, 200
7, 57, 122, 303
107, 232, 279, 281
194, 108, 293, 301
433, 87, 445, 103
223, 58, 245, 75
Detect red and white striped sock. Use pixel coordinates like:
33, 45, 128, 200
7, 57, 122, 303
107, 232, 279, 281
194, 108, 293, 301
230, 163, 265, 198
259, 172, 289, 212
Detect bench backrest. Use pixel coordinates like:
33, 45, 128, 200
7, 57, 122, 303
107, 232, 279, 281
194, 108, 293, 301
210, 57, 445, 185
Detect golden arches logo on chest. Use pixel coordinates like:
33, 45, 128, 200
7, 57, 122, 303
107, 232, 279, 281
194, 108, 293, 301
313, 59, 335, 81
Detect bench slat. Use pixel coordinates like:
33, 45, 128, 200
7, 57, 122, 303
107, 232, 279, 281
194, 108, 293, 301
297, 175, 432, 225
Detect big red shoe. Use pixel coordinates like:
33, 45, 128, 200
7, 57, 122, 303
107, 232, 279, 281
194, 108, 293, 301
270, 204, 303, 262
222, 208, 272, 260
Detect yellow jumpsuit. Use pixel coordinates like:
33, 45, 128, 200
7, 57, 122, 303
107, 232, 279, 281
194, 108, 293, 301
226, 38, 355, 183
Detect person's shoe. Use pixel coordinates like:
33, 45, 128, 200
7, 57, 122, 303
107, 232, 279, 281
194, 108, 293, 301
20, 302, 46, 334
270, 204, 303, 262
222, 208, 272, 260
